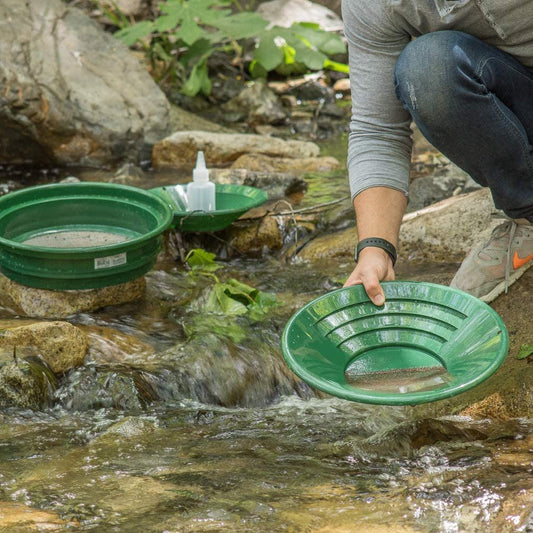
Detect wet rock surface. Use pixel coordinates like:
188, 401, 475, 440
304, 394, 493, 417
0, 320, 88, 375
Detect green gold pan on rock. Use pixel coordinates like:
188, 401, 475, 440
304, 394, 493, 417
281, 281, 509, 405
0, 182, 173, 290
151, 183, 268, 233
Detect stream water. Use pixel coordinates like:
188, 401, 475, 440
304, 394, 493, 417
0, 166, 531, 532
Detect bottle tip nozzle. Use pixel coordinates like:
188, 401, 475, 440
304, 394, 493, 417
193, 150, 209, 182
196, 151, 206, 169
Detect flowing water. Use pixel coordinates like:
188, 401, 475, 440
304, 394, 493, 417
0, 167, 531, 532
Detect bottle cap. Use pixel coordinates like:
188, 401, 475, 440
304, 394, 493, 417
193, 151, 209, 182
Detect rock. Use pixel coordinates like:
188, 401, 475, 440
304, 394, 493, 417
109, 162, 147, 186
295, 188, 501, 263
311, 0, 342, 16
358, 418, 488, 457
460, 393, 512, 421
149, 332, 314, 407
168, 103, 233, 134
152, 131, 320, 168
220, 78, 287, 125
0, 501, 74, 530
97, 416, 157, 439
0, 358, 57, 409
0, 0, 169, 166
400, 188, 501, 262
0, 321, 88, 375
231, 153, 340, 174
210, 168, 308, 199
332, 78, 351, 93
287, 80, 336, 103
0, 274, 146, 318
83, 325, 155, 364
407, 165, 480, 212
257, 0, 344, 32
55, 365, 147, 410
227, 215, 284, 255
210, 76, 247, 103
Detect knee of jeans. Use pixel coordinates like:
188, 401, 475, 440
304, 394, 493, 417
394, 31, 468, 117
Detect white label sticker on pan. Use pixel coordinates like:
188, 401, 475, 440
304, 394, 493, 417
94, 253, 127, 269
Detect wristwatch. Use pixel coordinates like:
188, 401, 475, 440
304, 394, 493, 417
354, 237, 397, 266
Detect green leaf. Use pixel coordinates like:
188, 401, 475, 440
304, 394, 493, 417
291, 23, 346, 56
188, 0, 232, 25
114, 20, 154, 46
253, 32, 284, 72
181, 59, 212, 96
294, 46, 326, 71
206, 283, 249, 315
154, 0, 184, 32
249, 59, 268, 78
202, 277, 278, 320
247, 291, 278, 321
179, 11, 207, 45
211, 12, 268, 40
152, 41, 173, 62
181, 38, 213, 68
185, 248, 221, 272
517, 344, 533, 359
316, 33, 347, 56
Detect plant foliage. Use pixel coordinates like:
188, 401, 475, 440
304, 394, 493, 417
185, 248, 278, 320
516, 343, 533, 360
101, 0, 347, 96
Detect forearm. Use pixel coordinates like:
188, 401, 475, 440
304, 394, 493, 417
353, 187, 407, 248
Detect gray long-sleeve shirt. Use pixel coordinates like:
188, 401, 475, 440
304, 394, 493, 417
342, 0, 533, 199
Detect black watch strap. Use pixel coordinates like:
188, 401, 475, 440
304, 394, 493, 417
355, 238, 397, 266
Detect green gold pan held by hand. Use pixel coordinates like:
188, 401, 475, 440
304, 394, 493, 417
281, 281, 509, 406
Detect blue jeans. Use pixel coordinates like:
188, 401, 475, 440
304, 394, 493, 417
394, 30, 533, 222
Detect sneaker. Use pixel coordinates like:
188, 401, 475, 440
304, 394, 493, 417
450, 219, 533, 302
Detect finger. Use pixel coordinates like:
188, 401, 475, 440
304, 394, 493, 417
362, 275, 385, 306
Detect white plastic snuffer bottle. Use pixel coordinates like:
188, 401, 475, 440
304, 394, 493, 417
187, 151, 216, 212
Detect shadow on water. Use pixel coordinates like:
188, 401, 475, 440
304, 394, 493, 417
0, 166, 531, 531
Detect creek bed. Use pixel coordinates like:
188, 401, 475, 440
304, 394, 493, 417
0, 255, 531, 531
0, 168, 531, 531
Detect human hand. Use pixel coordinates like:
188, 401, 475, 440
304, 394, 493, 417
343, 247, 395, 306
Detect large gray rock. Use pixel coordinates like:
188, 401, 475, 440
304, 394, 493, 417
0, 0, 170, 166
